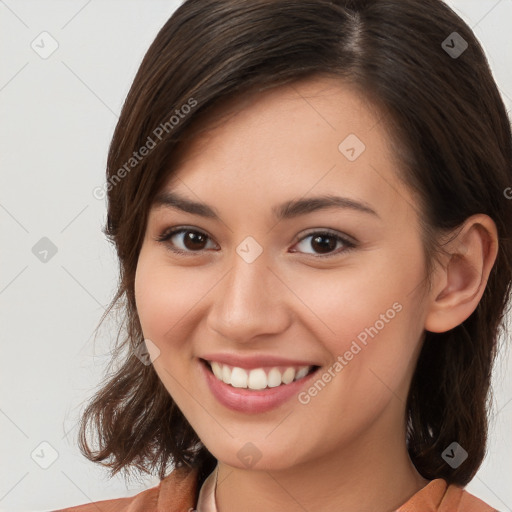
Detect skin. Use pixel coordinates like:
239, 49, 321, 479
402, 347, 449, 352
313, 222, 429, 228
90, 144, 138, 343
134, 76, 498, 512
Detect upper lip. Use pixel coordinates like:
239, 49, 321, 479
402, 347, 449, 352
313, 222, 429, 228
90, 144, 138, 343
200, 353, 320, 369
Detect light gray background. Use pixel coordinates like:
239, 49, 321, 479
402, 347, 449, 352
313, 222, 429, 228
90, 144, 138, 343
1, 1, 511, 511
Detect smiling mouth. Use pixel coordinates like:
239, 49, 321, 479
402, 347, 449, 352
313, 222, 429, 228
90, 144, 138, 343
200, 358, 320, 391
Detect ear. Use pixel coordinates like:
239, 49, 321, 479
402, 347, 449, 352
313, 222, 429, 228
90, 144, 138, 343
424, 214, 498, 333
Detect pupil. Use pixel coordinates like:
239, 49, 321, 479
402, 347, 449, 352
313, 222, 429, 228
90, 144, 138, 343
184, 231, 206, 250
312, 235, 336, 254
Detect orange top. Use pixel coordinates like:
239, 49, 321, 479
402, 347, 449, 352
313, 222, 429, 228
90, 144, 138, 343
53, 464, 498, 512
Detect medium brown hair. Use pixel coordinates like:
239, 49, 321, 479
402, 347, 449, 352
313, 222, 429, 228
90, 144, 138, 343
78, 0, 512, 488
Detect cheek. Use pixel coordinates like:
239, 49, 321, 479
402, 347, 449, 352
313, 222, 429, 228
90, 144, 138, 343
134, 249, 216, 349
135, 249, 186, 344
286, 247, 425, 394
290, 254, 421, 345
134, 251, 204, 406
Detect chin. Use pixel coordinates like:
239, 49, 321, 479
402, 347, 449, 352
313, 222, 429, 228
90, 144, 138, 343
204, 436, 306, 472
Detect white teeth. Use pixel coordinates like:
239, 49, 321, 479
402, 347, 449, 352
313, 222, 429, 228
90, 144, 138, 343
207, 361, 313, 390
230, 367, 248, 388
281, 367, 295, 384
295, 366, 309, 380
211, 361, 223, 380
267, 368, 282, 388
221, 365, 231, 385
248, 368, 267, 390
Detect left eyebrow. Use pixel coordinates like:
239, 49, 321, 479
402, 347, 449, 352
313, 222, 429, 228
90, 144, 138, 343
152, 191, 380, 220
274, 195, 380, 220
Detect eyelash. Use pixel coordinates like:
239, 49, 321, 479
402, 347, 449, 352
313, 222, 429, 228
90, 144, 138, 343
155, 226, 357, 258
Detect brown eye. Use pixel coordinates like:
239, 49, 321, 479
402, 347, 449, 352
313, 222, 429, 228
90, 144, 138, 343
291, 231, 356, 257
181, 231, 208, 250
156, 227, 357, 258
156, 228, 217, 254
311, 234, 338, 254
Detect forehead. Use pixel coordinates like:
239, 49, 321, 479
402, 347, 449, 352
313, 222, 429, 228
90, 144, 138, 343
177, 76, 385, 157
161, 76, 414, 224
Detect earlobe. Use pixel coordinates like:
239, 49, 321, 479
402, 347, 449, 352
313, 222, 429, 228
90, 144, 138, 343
424, 214, 498, 334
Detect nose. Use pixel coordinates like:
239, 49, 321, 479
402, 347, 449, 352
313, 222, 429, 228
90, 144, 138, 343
206, 248, 291, 343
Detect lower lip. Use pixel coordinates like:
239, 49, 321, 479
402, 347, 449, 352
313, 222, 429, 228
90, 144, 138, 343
199, 359, 320, 414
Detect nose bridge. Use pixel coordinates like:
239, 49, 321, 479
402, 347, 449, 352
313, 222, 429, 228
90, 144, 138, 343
207, 242, 289, 341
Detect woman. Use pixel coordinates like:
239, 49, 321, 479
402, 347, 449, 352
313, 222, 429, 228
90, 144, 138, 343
56, 0, 511, 510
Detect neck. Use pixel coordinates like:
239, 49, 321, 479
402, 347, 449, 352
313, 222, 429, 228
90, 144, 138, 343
214, 412, 430, 512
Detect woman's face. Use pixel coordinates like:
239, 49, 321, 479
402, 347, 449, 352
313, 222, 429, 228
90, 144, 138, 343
135, 76, 431, 471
